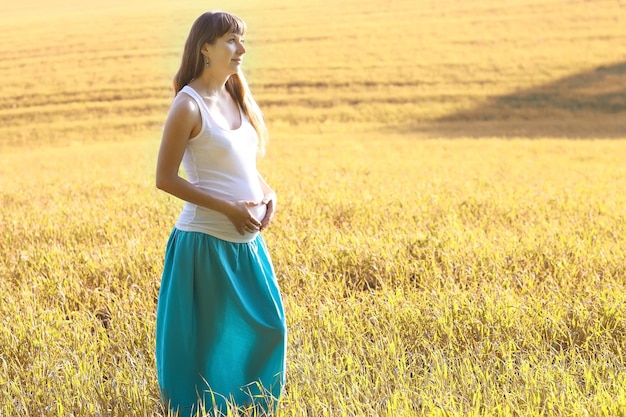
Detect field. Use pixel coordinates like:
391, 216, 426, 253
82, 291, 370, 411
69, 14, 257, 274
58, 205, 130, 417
1, 0, 625, 415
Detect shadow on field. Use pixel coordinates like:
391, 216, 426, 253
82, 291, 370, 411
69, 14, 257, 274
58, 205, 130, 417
397, 60, 626, 139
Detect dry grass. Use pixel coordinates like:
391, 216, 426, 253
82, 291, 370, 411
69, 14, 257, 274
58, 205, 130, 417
0, 0, 625, 415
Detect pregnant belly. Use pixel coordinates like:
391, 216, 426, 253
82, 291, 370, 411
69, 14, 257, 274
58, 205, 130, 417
250, 203, 267, 223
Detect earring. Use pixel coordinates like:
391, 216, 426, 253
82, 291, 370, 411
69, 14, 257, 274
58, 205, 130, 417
205, 58, 210, 68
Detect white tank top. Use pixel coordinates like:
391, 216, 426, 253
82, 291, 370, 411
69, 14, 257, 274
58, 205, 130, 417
174, 85, 266, 243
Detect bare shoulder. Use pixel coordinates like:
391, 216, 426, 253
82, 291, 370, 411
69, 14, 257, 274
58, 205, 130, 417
170, 91, 200, 119
164, 91, 202, 138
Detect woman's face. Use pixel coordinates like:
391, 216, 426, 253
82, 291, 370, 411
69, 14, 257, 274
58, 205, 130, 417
203, 31, 246, 75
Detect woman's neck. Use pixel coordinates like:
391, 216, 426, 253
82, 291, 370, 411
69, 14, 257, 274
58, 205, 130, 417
189, 74, 229, 99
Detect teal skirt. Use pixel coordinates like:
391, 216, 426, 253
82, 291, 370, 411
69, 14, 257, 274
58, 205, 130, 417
155, 228, 286, 416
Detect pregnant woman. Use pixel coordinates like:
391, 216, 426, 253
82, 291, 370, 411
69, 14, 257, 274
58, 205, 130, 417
154, 10, 286, 416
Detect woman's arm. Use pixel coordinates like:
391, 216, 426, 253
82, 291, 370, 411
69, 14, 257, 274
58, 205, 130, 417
155, 96, 262, 235
258, 173, 276, 231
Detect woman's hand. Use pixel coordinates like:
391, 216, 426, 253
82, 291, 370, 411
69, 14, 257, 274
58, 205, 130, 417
259, 193, 277, 232
224, 200, 263, 235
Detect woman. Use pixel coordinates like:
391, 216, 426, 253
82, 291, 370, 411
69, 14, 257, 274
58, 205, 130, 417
155, 11, 286, 416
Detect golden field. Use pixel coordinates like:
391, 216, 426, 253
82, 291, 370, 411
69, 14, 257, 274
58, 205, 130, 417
0, 0, 625, 415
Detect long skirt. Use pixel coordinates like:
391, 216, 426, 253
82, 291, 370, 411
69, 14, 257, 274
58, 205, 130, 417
155, 228, 287, 416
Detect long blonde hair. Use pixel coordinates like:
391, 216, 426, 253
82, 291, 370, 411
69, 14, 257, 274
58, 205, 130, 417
173, 11, 268, 154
